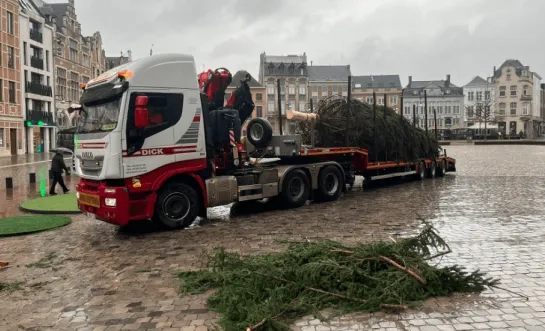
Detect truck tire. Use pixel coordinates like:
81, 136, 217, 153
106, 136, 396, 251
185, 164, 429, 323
280, 169, 310, 208
427, 160, 437, 178
155, 182, 199, 230
438, 159, 447, 177
246, 118, 273, 148
416, 161, 426, 180
315, 165, 343, 202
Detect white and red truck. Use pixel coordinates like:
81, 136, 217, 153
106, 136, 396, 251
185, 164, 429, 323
73, 53, 455, 229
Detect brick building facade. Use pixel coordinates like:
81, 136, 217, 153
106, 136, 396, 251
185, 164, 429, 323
0, 0, 23, 156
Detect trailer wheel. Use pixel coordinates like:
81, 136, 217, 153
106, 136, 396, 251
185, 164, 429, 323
315, 165, 343, 202
155, 182, 199, 230
438, 159, 447, 177
246, 118, 273, 148
280, 169, 310, 208
416, 161, 426, 180
427, 160, 437, 178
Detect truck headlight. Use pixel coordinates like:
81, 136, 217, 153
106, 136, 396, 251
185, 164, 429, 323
105, 198, 117, 207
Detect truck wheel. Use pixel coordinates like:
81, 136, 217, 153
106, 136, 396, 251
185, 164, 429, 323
427, 160, 437, 178
155, 182, 199, 230
438, 159, 447, 177
315, 165, 343, 202
280, 169, 310, 208
416, 161, 426, 180
246, 118, 273, 148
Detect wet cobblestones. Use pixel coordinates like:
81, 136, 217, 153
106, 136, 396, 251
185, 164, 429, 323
1, 145, 545, 330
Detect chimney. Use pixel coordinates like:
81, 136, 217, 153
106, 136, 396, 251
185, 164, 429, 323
446, 74, 451, 87
408, 76, 412, 87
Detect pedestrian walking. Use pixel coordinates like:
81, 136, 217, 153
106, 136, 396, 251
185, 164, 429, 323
49, 149, 70, 195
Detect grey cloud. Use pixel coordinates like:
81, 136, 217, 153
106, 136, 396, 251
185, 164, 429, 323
66, 0, 545, 84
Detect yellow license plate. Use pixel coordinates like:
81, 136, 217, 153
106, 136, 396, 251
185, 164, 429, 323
79, 192, 100, 208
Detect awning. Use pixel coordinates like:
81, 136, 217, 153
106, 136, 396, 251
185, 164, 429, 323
467, 123, 499, 129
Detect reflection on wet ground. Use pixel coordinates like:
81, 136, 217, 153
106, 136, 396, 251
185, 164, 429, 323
1, 145, 545, 330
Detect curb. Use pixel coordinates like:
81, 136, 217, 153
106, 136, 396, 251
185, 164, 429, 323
18, 205, 81, 215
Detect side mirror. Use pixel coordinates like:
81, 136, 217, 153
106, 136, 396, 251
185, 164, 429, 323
134, 95, 149, 128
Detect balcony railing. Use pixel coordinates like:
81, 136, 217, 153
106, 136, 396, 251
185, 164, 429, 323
26, 109, 55, 125
30, 56, 44, 70
30, 29, 43, 43
521, 94, 532, 101
26, 81, 52, 97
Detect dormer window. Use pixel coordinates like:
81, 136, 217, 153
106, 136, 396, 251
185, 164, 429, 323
288, 63, 295, 75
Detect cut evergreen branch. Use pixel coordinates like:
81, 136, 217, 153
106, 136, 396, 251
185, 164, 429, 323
295, 96, 441, 162
178, 222, 499, 331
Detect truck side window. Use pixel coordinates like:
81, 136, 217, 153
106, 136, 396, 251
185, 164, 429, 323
125, 92, 184, 154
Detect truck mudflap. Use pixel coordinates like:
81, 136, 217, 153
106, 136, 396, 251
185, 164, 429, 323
77, 180, 131, 226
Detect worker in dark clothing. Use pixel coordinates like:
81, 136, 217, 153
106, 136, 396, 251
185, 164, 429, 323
49, 150, 70, 195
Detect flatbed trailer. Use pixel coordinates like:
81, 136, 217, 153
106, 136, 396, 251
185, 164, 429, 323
291, 146, 455, 184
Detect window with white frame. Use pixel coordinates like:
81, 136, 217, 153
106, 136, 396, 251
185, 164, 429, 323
499, 103, 506, 115
476, 91, 482, 101
288, 84, 295, 95
389, 96, 397, 105
267, 84, 274, 95
523, 103, 529, 115
499, 86, 506, 97
299, 86, 306, 95
510, 85, 517, 96
321, 86, 327, 94
299, 101, 306, 112
366, 96, 373, 104
485, 91, 491, 100
312, 85, 318, 92
378, 97, 384, 105
267, 102, 275, 113
467, 106, 474, 118
468, 91, 474, 101
510, 102, 517, 115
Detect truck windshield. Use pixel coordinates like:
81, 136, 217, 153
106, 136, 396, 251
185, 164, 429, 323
77, 98, 121, 133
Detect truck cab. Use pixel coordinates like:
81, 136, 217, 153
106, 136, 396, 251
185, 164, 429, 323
76, 54, 212, 227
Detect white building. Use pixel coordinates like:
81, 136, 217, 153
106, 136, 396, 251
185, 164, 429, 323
463, 76, 495, 126
492, 60, 543, 138
402, 75, 465, 130
19, 0, 56, 154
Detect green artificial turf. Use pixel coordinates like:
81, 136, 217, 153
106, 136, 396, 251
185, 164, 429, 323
19, 193, 80, 214
0, 216, 71, 236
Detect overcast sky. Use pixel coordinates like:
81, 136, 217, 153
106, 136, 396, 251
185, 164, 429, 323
55, 0, 543, 87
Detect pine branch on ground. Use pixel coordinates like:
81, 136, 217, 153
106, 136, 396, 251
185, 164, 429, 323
178, 221, 499, 331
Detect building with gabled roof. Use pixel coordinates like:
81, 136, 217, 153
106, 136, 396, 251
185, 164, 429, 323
492, 59, 542, 138
463, 75, 495, 128
258, 52, 309, 134
351, 74, 402, 113
402, 75, 465, 130
307, 64, 351, 107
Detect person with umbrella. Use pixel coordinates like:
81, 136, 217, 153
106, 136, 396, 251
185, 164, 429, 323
49, 149, 70, 195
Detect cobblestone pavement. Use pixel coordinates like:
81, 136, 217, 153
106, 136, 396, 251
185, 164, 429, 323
1, 145, 545, 331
